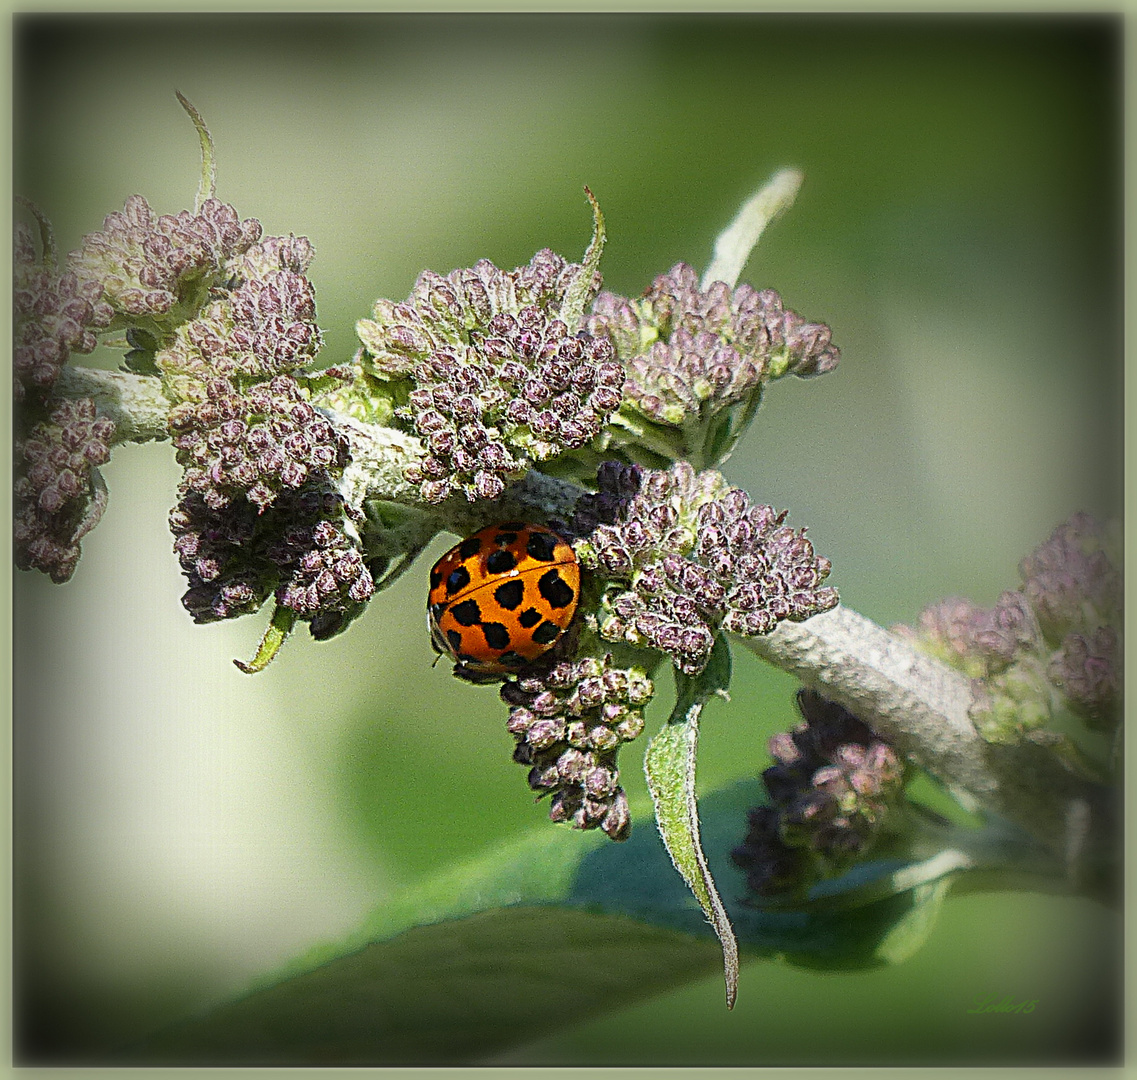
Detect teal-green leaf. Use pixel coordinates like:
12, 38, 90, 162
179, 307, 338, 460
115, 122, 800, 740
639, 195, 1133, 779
127, 775, 957, 1064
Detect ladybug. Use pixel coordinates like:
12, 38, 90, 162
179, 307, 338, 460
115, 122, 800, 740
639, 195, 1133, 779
428, 522, 580, 678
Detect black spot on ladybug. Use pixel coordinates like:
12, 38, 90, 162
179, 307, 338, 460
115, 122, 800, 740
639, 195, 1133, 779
493, 579, 525, 610
429, 565, 443, 589
482, 622, 511, 650
446, 629, 463, 652
486, 549, 517, 575
538, 569, 575, 609
532, 620, 562, 646
458, 536, 482, 560
494, 531, 519, 547
430, 602, 446, 620
517, 607, 542, 629
450, 599, 482, 626
446, 566, 472, 595
499, 650, 526, 667
526, 530, 558, 562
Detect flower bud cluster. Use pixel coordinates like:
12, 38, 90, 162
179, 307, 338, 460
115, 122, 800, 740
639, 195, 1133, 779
167, 374, 348, 513
549, 459, 645, 540
69, 194, 262, 324
171, 487, 374, 630
157, 243, 322, 399
357, 249, 624, 503
895, 513, 1122, 740
1018, 512, 1121, 645
501, 655, 654, 842
15, 397, 116, 582
14, 223, 114, 403
578, 461, 838, 675
901, 591, 1043, 681
732, 688, 906, 899
586, 262, 839, 428
155, 228, 371, 632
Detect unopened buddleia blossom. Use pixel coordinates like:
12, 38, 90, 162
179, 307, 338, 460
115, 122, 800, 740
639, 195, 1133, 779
732, 688, 906, 899
13, 223, 115, 404
1047, 626, 1119, 729
577, 461, 838, 676
156, 227, 372, 632
1018, 512, 1122, 646
15, 398, 116, 582
167, 374, 348, 513
895, 513, 1122, 744
357, 250, 624, 504
501, 655, 653, 841
587, 262, 839, 429
896, 591, 1043, 681
68, 194, 262, 327
171, 487, 374, 632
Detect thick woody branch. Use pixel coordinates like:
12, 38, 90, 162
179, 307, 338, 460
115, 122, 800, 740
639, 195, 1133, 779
55, 366, 171, 444
737, 606, 1112, 878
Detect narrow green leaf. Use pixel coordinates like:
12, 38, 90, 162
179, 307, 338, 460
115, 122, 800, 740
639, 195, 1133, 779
644, 633, 738, 1007
15, 195, 57, 268
175, 90, 217, 212
234, 604, 296, 674
558, 186, 605, 333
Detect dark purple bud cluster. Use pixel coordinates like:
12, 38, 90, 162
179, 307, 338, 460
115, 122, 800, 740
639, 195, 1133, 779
501, 655, 653, 841
895, 513, 1122, 741
732, 688, 906, 899
578, 461, 838, 675
357, 250, 623, 503
69, 194, 262, 322
548, 459, 645, 540
167, 374, 348, 513
14, 223, 115, 403
587, 262, 839, 427
171, 493, 268, 622
15, 397, 116, 582
1047, 626, 1119, 728
171, 487, 374, 629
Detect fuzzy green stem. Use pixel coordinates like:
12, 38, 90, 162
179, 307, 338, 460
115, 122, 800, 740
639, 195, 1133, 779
701, 169, 802, 290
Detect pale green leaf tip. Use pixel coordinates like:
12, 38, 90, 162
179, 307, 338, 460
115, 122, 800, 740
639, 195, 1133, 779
702, 167, 804, 291
559, 185, 606, 334
176, 89, 217, 212
16, 195, 58, 269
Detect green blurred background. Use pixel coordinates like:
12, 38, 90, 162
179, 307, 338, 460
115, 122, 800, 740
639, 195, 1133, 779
14, 13, 1122, 1065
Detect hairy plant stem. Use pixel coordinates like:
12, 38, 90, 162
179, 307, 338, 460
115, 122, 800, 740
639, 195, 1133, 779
737, 606, 1116, 894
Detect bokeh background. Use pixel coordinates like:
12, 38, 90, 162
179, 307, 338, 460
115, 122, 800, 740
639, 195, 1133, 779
13, 13, 1123, 1065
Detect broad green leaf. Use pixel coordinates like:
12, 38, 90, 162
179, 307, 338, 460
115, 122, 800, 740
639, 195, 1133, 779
129, 908, 722, 1066
644, 633, 738, 1007
874, 876, 953, 965
128, 774, 958, 1064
